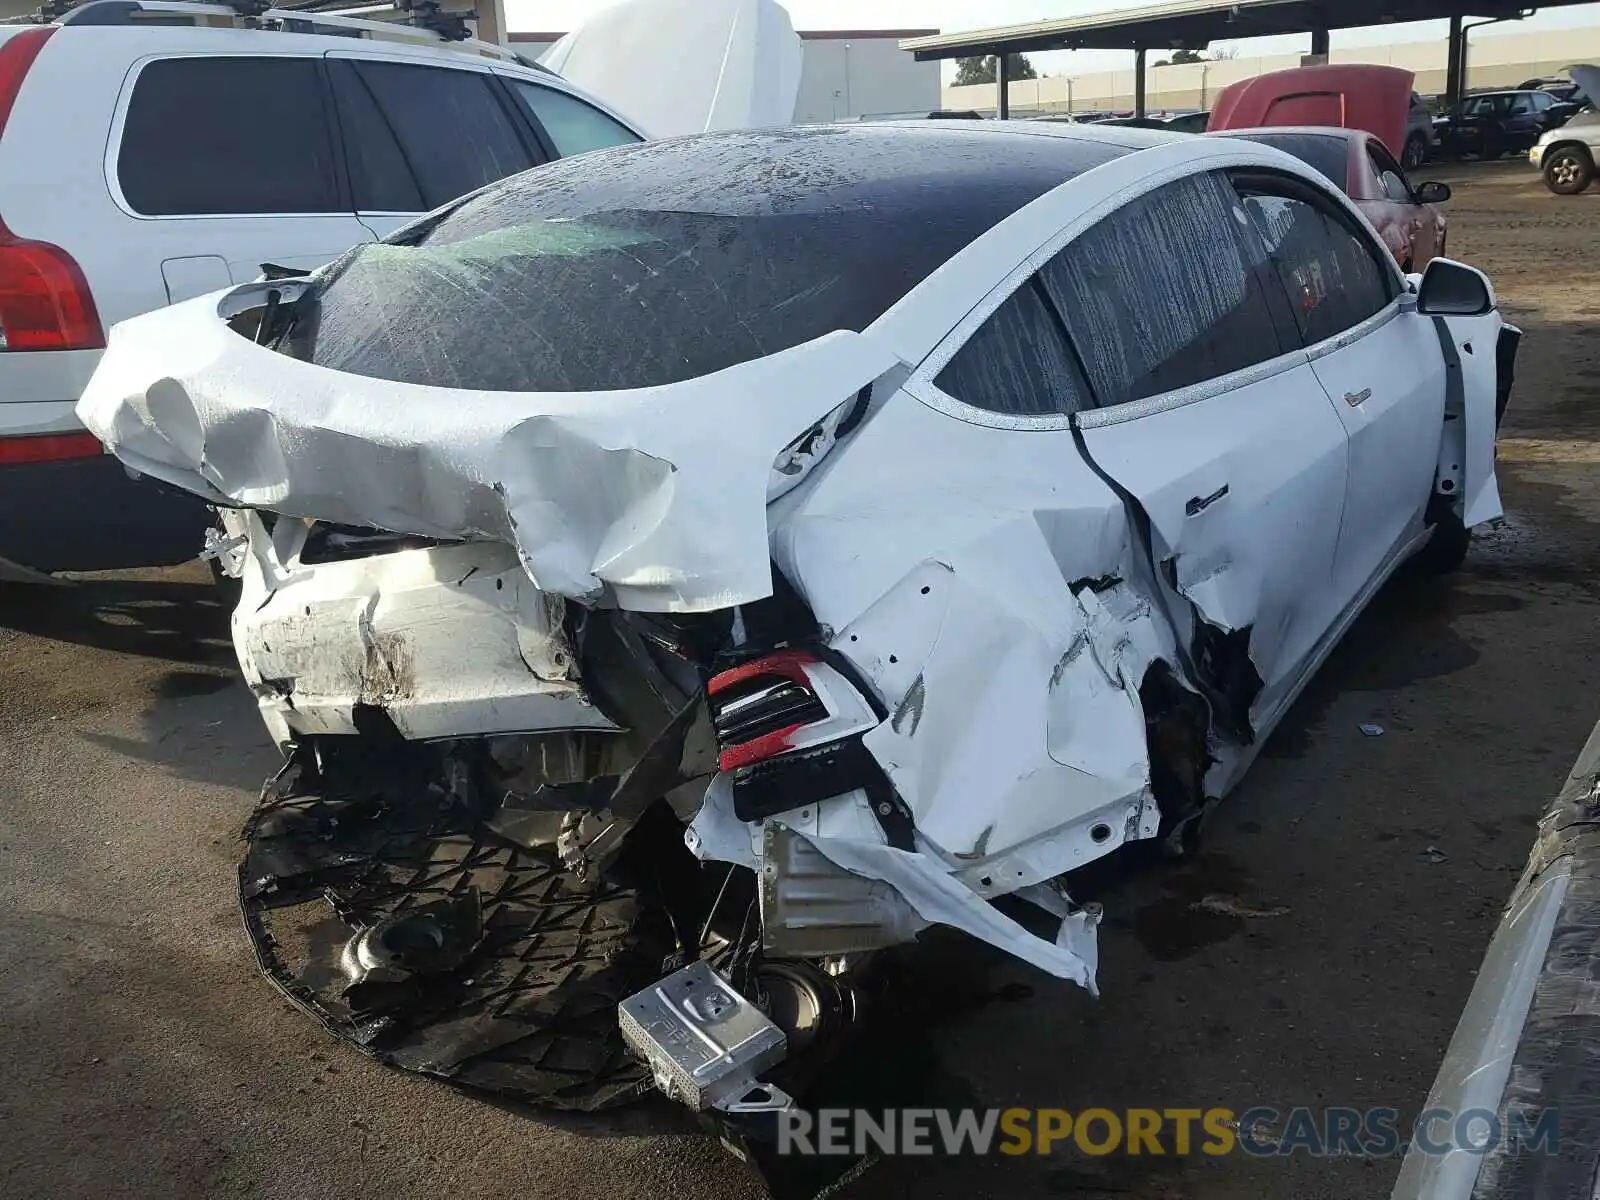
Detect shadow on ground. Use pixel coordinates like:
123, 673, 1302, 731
0, 571, 233, 667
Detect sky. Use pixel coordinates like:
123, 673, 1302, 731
507, 0, 1600, 78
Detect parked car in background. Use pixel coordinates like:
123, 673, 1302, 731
1094, 110, 1209, 133
1405, 90, 1435, 168
1532, 119, 1599, 194
1209, 64, 1433, 169
1436, 90, 1581, 159
1165, 110, 1211, 134
1212, 128, 1452, 271
0, 0, 643, 584
1519, 73, 1594, 106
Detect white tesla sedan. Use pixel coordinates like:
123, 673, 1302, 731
79, 121, 1516, 1115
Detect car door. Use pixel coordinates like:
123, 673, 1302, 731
107, 53, 373, 313
1366, 139, 1437, 268
1505, 93, 1539, 148
1042, 171, 1351, 722
1233, 172, 1446, 606
323, 53, 545, 239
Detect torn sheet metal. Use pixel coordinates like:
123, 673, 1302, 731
75, 285, 897, 613
686, 781, 1099, 988
231, 515, 618, 746
540, 0, 803, 139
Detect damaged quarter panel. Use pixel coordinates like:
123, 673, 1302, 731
772, 383, 1164, 892
235, 516, 618, 746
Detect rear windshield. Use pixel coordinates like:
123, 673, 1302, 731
1231, 133, 1349, 191
283, 125, 1128, 393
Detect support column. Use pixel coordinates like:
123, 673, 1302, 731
1134, 46, 1147, 118
1309, 27, 1330, 62
997, 50, 1010, 120
1446, 14, 1465, 106
472, 0, 506, 46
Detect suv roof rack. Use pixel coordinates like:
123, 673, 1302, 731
9, 0, 522, 62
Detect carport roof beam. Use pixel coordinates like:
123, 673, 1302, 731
900, 0, 1587, 58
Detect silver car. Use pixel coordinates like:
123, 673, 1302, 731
1530, 65, 1599, 194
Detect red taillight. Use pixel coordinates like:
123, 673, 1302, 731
709, 650, 828, 772
0, 30, 100, 353
0, 222, 104, 352
0, 28, 54, 143
0, 431, 104, 465
708, 649, 820, 696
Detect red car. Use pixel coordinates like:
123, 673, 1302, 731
1207, 64, 1451, 271
1210, 127, 1451, 271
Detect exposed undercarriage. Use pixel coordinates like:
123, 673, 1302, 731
235, 561, 1219, 1120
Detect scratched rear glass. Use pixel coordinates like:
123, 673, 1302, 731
284, 124, 1131, 393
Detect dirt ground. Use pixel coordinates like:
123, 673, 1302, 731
3, 160, 1598, 1200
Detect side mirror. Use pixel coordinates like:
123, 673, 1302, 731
1415, 181, 1452, 204
1417, 258, 1495, 316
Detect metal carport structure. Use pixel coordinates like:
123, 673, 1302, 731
901, 0, 1600, 120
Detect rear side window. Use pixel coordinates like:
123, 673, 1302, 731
327, 59, 423, 212
346, 61, 536, 209
934, 281, 1091, 417
1236, 183, 1397, 347
1038, 172, 1289, 407
510, 81, 640, 157
1231, 132, 1349, 191
118, 57, 340, 215
1368, 144, 1412, 203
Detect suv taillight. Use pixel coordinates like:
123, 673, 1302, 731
0, 224, 104, 352
0, 29, 98, 353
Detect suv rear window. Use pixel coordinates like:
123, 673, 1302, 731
118, 56, 340, 215
340, 60, 537, 209
285, 125, 1129, 393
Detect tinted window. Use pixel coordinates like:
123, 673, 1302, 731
348, 61, 535, 209
1530, 91, 1554, 111
1368, 144, 1413, 203
935, 281, 1091, 416
511, 81, 640, 157
287, 125, 1132, 392
119, 57, 339, 215
1510, 94, 1533, 115
327, 59, 423, 212
1462, 95, 1509, 117
1037, 172, 1289, 407
1227, 132, 1349, 191
1237, 183, 1396, 347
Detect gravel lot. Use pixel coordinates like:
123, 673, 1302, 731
2, 160, 1597, 1200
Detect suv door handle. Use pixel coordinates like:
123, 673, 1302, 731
1185, 484, 1229, 516
1345, 388, 1373, 407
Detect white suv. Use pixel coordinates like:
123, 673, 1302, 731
0, 0, 642, 581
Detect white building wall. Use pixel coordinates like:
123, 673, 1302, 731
940, 26, 1600, 116
792, 35, 942, 122
510, 30, 940, 125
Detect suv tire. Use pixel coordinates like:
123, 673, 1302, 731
1543, 146, 1596, 195
1403, 132, 1430, 170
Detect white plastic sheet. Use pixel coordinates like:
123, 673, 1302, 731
540, 0, 803, 139
75, 284, 896, 613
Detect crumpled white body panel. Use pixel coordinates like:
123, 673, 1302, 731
76, 287, 894, 614
540, 0, 803, 138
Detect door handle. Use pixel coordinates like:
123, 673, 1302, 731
1345, 388, 1373, 407
1185, 484, 1229, 516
